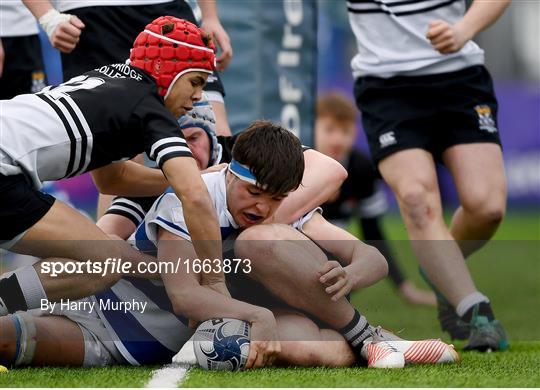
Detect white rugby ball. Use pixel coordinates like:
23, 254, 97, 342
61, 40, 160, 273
193, 318, 250, 371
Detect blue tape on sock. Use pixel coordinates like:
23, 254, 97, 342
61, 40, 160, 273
11, 315, 22, 366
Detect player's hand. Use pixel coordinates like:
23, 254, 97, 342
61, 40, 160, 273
245, 309, 281, 369
201, 163, 228, 174
318, 260, 354, 301
51, 16, 85, 53
39, 9, 85, 53
426, 19, 470, 54
0, 38, 4, 78
201, 19, 232, 71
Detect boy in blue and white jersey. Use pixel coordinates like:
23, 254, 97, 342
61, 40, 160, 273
127, 121, 457, 369
0, 121, 458, 369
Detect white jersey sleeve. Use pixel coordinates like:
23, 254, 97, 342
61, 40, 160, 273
291, 207, 323, 233
145, 192, 191, 242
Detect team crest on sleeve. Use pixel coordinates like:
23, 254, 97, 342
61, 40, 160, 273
474, 105, 498, 133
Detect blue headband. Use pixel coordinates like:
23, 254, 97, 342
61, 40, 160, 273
229, 159, 259, 186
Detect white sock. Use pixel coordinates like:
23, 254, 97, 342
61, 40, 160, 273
456, 292, 490, 318
15, 265, 47, 310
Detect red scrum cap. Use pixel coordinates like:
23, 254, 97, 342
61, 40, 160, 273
130, 16, 216, 98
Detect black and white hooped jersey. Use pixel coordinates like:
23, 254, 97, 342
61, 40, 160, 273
0, 63, 192, 189
348, 0, 485, 78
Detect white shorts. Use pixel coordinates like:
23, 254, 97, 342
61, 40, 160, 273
31, 297, 127, 367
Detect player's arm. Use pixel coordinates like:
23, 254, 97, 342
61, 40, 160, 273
91, 161, 169, 197
158, 228, 280, 368
270, 149, 348, 224
301, 212, 388, 301
22, 0, 85, 53
197, 0, 232, 71
426, 0, 510, 54
161, 157, 225, 288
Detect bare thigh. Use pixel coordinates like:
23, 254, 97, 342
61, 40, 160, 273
0, 314, 85, 366
12, 200, 124, 261
442, 143, 506, 215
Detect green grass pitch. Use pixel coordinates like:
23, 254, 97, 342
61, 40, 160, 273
1, 210, 538, 387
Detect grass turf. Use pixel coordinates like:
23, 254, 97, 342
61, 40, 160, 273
0, 211, 538, 387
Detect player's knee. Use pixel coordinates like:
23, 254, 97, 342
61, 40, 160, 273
235, 226, 280, 262
397, 183, 437, 229
462, 194, 506, 228
0, 314, 37, 367
0, 317, 17, 366
476, 204, 505, 228
369, 246, 389, 280
237, 224, 280, 242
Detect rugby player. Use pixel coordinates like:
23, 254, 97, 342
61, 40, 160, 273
97, 94, 348, 239
0, 17, 225, 317
0, 121, 458, 369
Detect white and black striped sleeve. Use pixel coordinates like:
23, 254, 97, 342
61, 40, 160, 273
105, 196, 158, 227
135, 95, 193, 169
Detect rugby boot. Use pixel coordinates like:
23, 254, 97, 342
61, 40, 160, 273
463, 305, 509, 352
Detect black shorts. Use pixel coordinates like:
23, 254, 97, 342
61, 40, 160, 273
354, 65, 502, 165
0, 174, 55, 243
62, 2, 225, 96
0, 35, 47, 99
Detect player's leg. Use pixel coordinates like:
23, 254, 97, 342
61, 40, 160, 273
380, 149, 508, 350
443, 143, 506, 258
235, 224, 403, 367
235, 225, 357, 330
440, 143, 508, 350
378, 149, 478, 306
273, 308, 355, 367
0, 313, 84, 367
1, 200, 153, 315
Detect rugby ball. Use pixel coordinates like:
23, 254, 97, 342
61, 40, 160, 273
193, 318, 251, 371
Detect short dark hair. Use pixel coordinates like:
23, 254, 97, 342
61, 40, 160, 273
317, 92, 357, 124
232, 120, 304, 196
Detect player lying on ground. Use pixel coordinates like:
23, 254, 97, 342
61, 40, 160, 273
0, 17, 228, 317
97, 94, 348, 239
0, 95, 347, 317
0, 121, 458, 369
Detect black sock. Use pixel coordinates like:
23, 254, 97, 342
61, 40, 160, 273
339, 309, 371, 357
0, 274, 28, 313
462, 301, 495, 322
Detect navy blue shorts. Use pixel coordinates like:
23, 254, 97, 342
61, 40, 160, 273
0, 174, 55, 242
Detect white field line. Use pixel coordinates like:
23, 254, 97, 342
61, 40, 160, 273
146, 338, 197, 388
146, 363, 192, 388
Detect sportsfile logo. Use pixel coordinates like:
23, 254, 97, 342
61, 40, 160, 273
474, 105, 498, 133
379, 131, 397, 148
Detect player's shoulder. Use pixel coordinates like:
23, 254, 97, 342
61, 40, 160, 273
89, 63, 153, 84
202, 168, 228, 204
